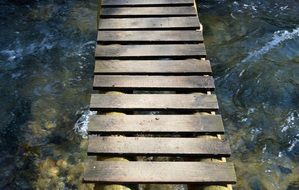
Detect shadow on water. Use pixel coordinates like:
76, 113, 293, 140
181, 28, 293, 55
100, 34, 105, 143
198, 0, 299, 189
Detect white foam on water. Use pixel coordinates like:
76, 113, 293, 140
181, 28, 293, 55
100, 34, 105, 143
242, 27, 299, 63
239, 68, 246, 77
279, 111, 299, 152
82, 41, 95, 47
74, 110, 96, 138
242, 3, 257, 12
288, 134, 299, 152
247, 107, 256, 114
280, 6, 288, 11
281, 112, 296, 132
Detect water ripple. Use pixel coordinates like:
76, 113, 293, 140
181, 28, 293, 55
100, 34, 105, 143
242, 27, 299, 63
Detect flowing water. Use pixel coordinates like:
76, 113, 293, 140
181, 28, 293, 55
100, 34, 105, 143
0, 0, 97, 189
199, 0, 299, 189
0, 0, 298, 189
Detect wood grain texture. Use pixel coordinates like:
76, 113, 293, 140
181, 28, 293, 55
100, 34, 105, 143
94, 60, 212, 74
101, 7, 197, 17
86, 0, 236, 186
90, 94, 219, 111
98, 17, 200, 29
88, 115, 224, 134
95, 44, 206, 58
101, 0, 194, 6
97, 30, 203, 43
93, 75, 214, 90
83, 161, 237, 184
88, 136, 231, 156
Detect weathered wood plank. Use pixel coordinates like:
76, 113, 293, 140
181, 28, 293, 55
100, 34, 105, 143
98, 17, 200, 30
88, 115, 224, 134
90, 94, 219, 111
93, 75, 214, 90
97, 30, 203, 43
84, 161, 236, 184
95, 44, 206, 58
102, 0, 194, 7
86, 0, 236, 187
94, 60, 212, 74
88, 136, 231, 156
101, 7, 197, 17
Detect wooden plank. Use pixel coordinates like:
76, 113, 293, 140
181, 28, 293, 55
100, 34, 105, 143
84, 161, 236, 184
101, 7, 197, 17
97, 30, 203, 43
98, 17, 200, 30
102, 0, 194, 7
88, 115, 224, 134
93, 75, 214, 90
94, 60, 212, 74
95, 44, 206, 58
88, 136, 231, 156
90, 94, 218, 111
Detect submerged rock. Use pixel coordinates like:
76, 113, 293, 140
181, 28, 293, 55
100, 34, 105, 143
35, 157, 65, 189
278, 165, 292, 174
45, 121, 57, 129
37, 158, 59, 178
198, 186, 231, 190
79, 183, 95, 190
249, 177, 267, 190
27, 5, 58, 21
141, 184, 186, 190
95, 185, 131, 190
287, 182, 299, 190
66, 163, 85, 185
56, 159, 68, 169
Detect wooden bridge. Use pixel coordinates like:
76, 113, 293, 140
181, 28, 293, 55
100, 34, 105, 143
83, 0, 237, 189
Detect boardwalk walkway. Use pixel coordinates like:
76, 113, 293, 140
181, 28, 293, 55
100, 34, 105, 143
83, 0, 236, 188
